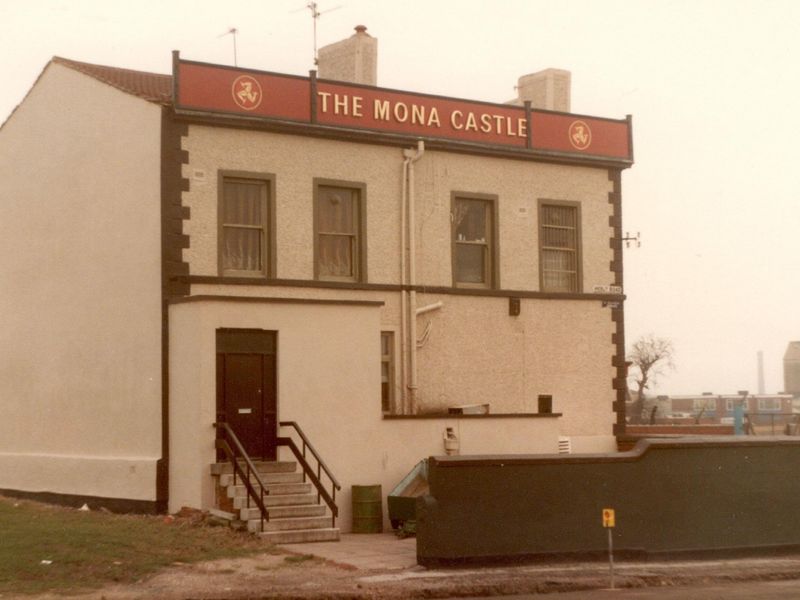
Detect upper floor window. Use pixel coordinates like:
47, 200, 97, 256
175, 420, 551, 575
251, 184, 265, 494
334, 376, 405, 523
219, 173, 273, 277
452, 194, 497, 288
539, 201, 581, 293
314, 181, 366, 282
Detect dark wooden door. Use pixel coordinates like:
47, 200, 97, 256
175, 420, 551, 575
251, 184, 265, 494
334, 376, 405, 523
216, 330, 277, 460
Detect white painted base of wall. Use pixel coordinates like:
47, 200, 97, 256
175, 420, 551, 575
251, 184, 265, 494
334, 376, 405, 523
0, 452, 158, 501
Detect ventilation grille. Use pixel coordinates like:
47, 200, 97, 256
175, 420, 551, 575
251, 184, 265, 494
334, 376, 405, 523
558, 436, 572, 455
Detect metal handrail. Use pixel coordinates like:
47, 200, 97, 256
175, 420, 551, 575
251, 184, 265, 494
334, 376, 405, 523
742, 412, 800, 436
279, 421, 341, 489
278, 421, 341, 527
214, 422, 270, 531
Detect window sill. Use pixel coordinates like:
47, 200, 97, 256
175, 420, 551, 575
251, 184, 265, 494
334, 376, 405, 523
221, 270, 267, 278
453, 282, 494, 290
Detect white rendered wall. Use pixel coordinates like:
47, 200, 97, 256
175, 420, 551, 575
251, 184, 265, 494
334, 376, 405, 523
0, 64, 163, 501
168, 298, 564, 529
187, 283, 617, 448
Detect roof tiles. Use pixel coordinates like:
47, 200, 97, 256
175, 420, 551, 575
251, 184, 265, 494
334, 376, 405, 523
53, 56, 172, 104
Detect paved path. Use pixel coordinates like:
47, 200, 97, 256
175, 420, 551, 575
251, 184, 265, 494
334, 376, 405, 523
280, 532, 417, 570
459, 579, 800, 599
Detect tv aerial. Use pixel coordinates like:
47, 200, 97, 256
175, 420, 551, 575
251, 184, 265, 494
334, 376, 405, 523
218, 27, 239, 66
293, 2, 342, 66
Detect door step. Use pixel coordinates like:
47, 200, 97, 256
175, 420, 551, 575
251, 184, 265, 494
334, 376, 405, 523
240, 504, 326, 520
210, 461, 297, 475
259, 527, 340, 544
226, 482, 312, 498
218, 472, 304, 487
232, 493, 318, 510
245, 515, 331, 533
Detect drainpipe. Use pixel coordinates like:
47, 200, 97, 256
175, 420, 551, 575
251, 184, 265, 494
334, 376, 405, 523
399, 156, 409, 414
416, 301, 443, 316
405, 140, 425, 413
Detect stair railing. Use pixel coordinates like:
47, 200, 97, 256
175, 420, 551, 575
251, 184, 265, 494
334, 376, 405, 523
278, 421, 341, 528
214, 422, 270, 532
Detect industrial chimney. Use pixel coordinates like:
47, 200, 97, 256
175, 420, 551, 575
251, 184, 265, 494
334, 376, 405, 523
785, 341, 800, 396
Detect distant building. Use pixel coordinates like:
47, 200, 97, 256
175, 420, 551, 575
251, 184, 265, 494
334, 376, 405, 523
667, 393, 795, 433
785, 341, 800, 397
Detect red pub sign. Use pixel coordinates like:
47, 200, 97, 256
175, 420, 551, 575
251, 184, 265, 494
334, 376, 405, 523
174, 57, 632, 162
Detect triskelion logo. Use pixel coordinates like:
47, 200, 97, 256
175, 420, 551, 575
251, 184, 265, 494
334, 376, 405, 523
231, 75, 262, 111
568, 120, 592, 150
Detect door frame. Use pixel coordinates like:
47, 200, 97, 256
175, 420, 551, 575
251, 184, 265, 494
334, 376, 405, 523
215, 328, 278, 461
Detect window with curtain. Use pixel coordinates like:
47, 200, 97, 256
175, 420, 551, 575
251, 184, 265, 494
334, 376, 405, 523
315, 184, 362, 281
539, 202, 580, 292
452, 196, 494, 287
221, 177, 269, 276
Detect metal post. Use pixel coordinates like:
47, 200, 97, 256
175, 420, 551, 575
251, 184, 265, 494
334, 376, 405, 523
608, 528, 615, 589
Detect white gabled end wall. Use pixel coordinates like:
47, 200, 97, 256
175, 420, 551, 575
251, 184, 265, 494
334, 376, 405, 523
0, 63, 163, 502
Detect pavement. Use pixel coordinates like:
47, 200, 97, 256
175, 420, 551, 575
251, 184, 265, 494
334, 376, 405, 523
280, 532, 418, 570
273, 533, 800, 599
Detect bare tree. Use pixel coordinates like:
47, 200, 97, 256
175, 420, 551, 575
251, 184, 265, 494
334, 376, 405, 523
627, 334, 675, 424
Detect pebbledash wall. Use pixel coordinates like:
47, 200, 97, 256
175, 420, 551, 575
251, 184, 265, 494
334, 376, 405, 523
0, 26, 633, 526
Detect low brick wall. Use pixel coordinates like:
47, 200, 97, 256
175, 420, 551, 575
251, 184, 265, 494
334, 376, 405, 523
416, 438, 800, 565
627, 425, 735, 435
617, 426, 736, 451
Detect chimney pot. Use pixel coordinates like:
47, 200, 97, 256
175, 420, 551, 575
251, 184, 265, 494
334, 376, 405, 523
355, 25, 367, 33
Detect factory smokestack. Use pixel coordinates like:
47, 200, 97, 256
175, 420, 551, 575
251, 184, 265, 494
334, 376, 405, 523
757, 350, 765, 395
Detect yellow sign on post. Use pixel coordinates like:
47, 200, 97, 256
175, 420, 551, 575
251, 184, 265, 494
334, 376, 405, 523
602, 508, 616, 589
602, 508, 615, 528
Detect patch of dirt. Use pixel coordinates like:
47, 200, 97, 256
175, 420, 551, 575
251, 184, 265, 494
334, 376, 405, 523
21, 552, 800, 600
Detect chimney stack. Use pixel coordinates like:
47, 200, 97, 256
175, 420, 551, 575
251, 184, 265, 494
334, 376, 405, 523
514, 68, 571, 112
317, 25, 377, 86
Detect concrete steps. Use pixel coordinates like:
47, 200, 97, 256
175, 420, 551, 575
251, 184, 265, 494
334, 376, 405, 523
211, 460, 339, 544
210, 461, 297, 475
226, 482, 312, 498
218, 472, 304, 487
259, 527, 340, 544
245, 515, 331, 533
240, 503, 326, 520
232, 493, 318, 510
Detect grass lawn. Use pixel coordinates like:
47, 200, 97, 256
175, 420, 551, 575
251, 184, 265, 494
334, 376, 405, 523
0, 495, 273, 595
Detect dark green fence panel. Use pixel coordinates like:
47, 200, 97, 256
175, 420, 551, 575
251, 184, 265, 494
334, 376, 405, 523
417, 438, 800, 565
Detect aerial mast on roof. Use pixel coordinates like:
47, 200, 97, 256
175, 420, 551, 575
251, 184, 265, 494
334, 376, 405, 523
294, 2, 342, 66
219, 27, 239, 66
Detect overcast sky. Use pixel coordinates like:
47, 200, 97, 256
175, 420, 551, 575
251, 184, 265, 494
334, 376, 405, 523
2, 0, 798, 396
